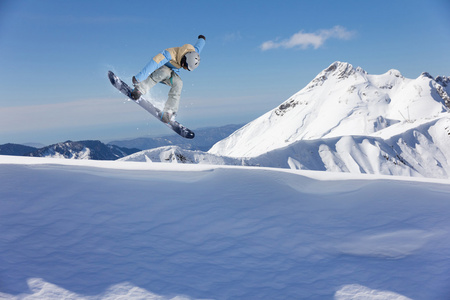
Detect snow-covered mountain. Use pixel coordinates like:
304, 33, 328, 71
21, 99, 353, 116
27, 140, 139, 160
1, 125, 241, 160
123, 62, 450, 179
209, 61, 450, 158
246, 116, 450, 177
119, 145, 244, 165
121, 115, 450, 179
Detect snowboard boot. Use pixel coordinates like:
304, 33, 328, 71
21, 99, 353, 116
160, 111, 174, 124
130, 88, 142, 101
130, 76, 142, 100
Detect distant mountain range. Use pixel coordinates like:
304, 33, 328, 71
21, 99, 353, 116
0, 124, 244, 160
0, 140, 139, 160
26, 140, 140, 160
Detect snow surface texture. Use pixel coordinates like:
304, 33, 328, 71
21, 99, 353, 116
205, 62, 450, 178
1, 156, 450, 299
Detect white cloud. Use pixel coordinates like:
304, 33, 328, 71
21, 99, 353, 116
260, 26, 355, 51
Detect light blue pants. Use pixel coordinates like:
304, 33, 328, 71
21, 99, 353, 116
135, 65, 183, 114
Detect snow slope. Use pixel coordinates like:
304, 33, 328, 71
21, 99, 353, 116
209, 62, 449, 158
118, 145, 244, 166
1, 155, 450, 299
249, 115, 450, 178
121, 116, 450, 179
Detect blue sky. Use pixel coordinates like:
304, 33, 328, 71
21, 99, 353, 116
1, 0, 449, 145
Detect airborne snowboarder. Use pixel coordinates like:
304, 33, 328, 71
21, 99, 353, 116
130, 35, 206, 123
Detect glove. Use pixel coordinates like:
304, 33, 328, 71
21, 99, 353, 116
198, 35, 206, 40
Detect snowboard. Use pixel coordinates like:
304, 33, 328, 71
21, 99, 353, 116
108, 71, 195, 139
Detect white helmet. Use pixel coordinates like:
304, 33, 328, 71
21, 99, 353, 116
184, 51, 200, 71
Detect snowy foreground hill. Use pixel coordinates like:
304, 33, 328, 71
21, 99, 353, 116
1, 155, 450, 299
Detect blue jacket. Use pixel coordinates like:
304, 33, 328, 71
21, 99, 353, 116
135, 38, 205, 82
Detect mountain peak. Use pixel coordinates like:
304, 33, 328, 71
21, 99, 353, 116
325, 61, 367, 78
306, 61, 366, 90
385, 69, 403, 78
420, 72, 434, 79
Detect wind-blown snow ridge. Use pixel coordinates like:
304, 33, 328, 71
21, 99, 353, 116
335, 284, 413, 300
209, 61, 449, 158
0, 278, 414, 300
0, 278, 193, 300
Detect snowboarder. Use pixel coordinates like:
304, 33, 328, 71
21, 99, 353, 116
130, 35, 206, 123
